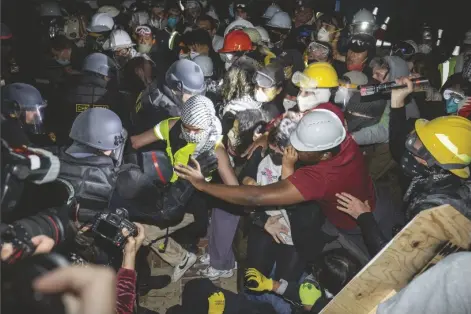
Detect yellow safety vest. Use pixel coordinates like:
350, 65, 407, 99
438, 56, 457, 87
156, 117, 221, 182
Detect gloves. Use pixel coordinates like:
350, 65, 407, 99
298, 276, 322, 307
208, 291, 225, 314
245, 268, 273, 292
195, 150, 218, 178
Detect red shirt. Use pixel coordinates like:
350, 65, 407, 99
288, 134, 376, 230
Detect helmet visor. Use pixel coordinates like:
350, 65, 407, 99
292, 71, 318, 90
22, 101, 48, 134
349, 22, 375, 36
405, 131, 467, 170
253, 71, 275, 88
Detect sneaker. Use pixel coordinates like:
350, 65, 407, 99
197, 253, 210, 265
172, 252, 197, 282
198, 266, 234, 280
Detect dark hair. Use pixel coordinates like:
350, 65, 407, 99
318, 144, 341, 157
123, 56, 152, 93
411, 54, 441, 90
186, 28, 213, 48
197, 14, 217, 30
314, 249, 361, 295
50, 35, 74, 51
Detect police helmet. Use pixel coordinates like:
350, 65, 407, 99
69, 108, 125, 151
165, 59, 206, 94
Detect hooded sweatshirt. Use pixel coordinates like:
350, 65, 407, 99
352, 56, 420, 145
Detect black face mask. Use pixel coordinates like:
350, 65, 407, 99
268, 147, 283, 166
269, 31, 282, 44
401, 151, 432, 178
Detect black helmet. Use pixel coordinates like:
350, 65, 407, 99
2, 83, 47, 134
69, 108, 125, 151
139, 150, 173, 185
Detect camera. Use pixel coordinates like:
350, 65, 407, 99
90, 208, 138, 249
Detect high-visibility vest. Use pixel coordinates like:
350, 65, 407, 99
439, 56, 457, 87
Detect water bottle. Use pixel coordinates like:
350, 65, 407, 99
358, 77, 430, 96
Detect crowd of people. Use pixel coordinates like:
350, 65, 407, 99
1, 0, 471, 313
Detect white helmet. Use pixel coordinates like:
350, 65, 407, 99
243, 28, 262, 45
131, 11, 150, 26
40, 2, 62, 17
193, 55, 214, 77
266, 11, 292, 30
262, 4, 281, 19
97, 5, 120, 18
64, 17, 85, 40
290, 109, 346, 152
122, 0, 136, 10
87, 13, 115, 33
224, 18, 254, 37
255, 26, 270, 44
105, 29, 135, 51
350, 9, 377, 36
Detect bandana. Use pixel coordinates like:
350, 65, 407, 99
180, 95, 222, 156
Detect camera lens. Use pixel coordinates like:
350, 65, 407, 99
12, 210, 66, 245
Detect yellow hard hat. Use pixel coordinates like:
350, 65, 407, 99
292, 62, 339, 89
415, 116, 471, 178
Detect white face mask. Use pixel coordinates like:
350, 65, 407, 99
283, 98, 297, 111
333, 87, 353, 110
297, 89, 331, 112
254, 89, 270, 103
225, 53, 234, 61
317, 27, 331, 42
190, 51, 200, 59
418, 44, 432, 54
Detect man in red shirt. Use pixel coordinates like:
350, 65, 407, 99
175, 109, 376, 233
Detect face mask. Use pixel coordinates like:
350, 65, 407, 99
229, 4, 234, 18
55, 58, 71, 66
225, 53, 234, 62
317, 27, 331, 42
255, 88, 277, 103
401, 151, 432, 178
225, 62, 232, 71
190, 51, 200, 59
297, 94, 319, 112
181, 125, 208, 143
445, 98, 459, 114
137, 43, 153, 54
334, 87, 354, 110
179, 53, 189, 60
167, 17, 179, 28
269, 32, 282, 45
347, 62, 365, 72
268, 148, 284, 166
283, 98, 297, 111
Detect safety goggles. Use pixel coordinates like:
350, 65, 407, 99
349, 22, 375, 36
443, 89, 465, 103
253, 71, 276, 89
392, 42, 416, 57
405, 131, 467, 170
307, 42, 330, 56
136, 25, 152, 37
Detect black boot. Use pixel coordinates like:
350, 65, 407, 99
138, 275, 171, 296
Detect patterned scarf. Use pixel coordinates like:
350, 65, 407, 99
180, 95, 222, 156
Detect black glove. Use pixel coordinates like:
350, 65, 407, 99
195, 150, 218, 178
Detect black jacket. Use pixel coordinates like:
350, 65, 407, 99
58, 149, 117, 211
55, 74, 125, 143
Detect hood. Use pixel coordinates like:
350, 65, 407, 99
383, 56, 421, 119
384, 56, 410, 81
223, 95, 262, 116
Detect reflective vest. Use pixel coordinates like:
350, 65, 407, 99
439, 56, 457, 87
155, 118, 221, 182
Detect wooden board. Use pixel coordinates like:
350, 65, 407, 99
319, 205, 471, 314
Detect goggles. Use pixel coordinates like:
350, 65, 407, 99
393, 42, 416, 57
307, 42, 330, 56
405, 131, 467, 170
443, 89, 465, 103
136, 25, 152, 36
349, 22, 376, 36
253, 71, 276, 89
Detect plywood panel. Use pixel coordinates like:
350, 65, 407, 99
320, 205, 471, 314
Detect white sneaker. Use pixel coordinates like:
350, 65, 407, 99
198, 266, 234, 280
197, 253, 210, 265
172, 252, 197, 282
